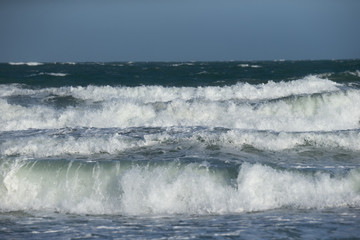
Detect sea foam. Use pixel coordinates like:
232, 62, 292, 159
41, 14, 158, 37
1, 128, 360, 158
1, 77, 358, 132
0, 75, 339, 101
8, 62, 44, 66
0, 87, 359, 132
1, 162, 359, 215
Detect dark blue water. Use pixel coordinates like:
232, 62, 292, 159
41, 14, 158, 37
1, 60, 359, 87
1, 60, 360, 239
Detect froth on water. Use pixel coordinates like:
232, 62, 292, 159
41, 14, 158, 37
1, 76, 359, 132
1, 159, 359, 215
1, 61, 360, 238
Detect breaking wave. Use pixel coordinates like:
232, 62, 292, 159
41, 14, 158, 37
8, 62, 44, 66
0, 76, 359, 132
1, 63, 360, 217
1, 127, 360, 158
1, 161, 359, 215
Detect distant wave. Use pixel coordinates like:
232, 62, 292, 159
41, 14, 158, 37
25, 72, 68, 77
40, 72, 68, 77
238, 64, 261, 68
347, 70, 360, 78
9, 62, 44, 66
171, 62, 195, 67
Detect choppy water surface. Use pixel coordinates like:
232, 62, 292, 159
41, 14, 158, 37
1, 60, 360, 239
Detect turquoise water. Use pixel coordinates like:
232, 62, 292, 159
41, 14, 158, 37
1, 60, 360, 239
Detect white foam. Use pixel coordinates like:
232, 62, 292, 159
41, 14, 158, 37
202, 129, 360, 151
1, 89, 360, 132
1, 77, 359, 132
42, 72, 68, 77
0, 131, 147, 158
235, 164, 360, 211
0, 76, 340, 101
0, 162, 359, 215
347, 70, 360, 78
1, 127, 359, 158
171, 63, 194, 67
8, 62, 44, 66
238, 64, 261, 68
26, 62, 44, 66
8, 62, 24, 65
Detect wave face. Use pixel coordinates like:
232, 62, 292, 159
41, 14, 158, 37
1, 161, 359, 215
0, 61, 360, 216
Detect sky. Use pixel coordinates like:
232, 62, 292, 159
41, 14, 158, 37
0, 0, 359, 62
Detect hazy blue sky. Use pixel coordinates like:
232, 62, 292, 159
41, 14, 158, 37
1, 0, 359, 62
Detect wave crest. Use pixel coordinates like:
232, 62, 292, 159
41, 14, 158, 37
1, 162, 359, 215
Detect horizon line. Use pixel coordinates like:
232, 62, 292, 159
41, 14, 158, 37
2, 58, 360, 64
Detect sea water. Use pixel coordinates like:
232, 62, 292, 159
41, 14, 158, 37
1, 60, 360, 239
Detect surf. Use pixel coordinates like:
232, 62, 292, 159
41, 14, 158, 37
1, 127, 360, 159
1, 77, 359, 132
1, 160, 359, 215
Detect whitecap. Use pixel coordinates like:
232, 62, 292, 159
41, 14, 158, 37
1, 77, 359, 132
2, 127, 360, 158
0, 161, 359, 215
347, 70, 360, 78
44, 72, 68, 77
9, 62, 44, 66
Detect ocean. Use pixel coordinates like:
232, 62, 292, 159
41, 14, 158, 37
0, 60, 360, 239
